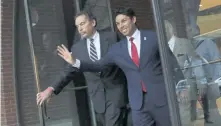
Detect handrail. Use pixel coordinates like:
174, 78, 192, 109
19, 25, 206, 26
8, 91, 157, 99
23, 0, 48, 125
175, 58, 221, 71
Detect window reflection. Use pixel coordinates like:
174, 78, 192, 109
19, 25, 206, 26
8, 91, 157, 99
80, 0, 112, 31
197, 1, 221, 34
163, 0, 221, 126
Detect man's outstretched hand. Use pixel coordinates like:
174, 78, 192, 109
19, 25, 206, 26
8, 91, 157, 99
57, 44, 75, 65
36, 87, 53, 106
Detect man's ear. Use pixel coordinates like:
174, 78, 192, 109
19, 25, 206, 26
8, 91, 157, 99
132, 16, 136, 24
92, 19, 96, 27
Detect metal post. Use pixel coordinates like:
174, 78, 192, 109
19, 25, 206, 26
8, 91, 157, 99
12, 0, 21, 125
151, 0, 182, 126
106, 0, 114, 32
75, 0, 81, 12
89, 99, 97, 126
23, 0, 45, 126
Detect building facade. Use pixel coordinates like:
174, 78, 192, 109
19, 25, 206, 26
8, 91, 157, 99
1, 0, 221, 126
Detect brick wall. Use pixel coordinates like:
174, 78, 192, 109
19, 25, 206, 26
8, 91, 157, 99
1, 0, 18, 126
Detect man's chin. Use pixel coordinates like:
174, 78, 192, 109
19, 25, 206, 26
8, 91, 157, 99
121, 31, 130, 36
81, 35, 87, 39
120, 32, 126, 36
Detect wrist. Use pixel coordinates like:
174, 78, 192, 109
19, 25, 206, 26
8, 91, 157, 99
46, 87, 54, 94
71, 58, 76, 65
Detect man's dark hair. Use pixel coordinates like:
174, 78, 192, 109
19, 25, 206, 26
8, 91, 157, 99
114, 7, 136, 18
75, 10, 97, 26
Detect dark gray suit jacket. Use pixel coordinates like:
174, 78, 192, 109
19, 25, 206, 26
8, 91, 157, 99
52, 31, 127, 113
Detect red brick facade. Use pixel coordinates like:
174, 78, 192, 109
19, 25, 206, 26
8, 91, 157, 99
1, 0, 18, 126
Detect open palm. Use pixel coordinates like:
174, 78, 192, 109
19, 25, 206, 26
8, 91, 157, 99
57, 44, 75, 65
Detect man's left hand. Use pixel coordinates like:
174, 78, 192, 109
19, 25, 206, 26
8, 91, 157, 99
57, 44, 75, 65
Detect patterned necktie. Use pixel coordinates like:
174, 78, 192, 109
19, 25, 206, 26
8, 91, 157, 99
89, 38, 98, 62
129, 37, 147, 92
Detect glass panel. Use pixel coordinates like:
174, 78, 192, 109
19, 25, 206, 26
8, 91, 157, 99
80, 0, 112, 31
16, 0, 79, 126
162, 0, 221, 125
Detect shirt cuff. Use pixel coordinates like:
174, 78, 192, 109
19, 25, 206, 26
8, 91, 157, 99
48, 86, 55, 91
72, 59, 81, 68
48, 87, 55, 96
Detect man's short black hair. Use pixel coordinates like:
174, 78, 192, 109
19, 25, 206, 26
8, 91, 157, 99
114, 7, 136, 18
75, 10, 97, 26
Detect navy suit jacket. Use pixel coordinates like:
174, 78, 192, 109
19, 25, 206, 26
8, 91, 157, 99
79, 30, 178, 110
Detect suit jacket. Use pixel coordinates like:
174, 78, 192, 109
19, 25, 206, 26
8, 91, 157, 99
52, 31, 127, 113
79, 30, 180, 110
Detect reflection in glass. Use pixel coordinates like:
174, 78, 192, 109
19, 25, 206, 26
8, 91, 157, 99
163, 0, 221, 125
80, 0, 112, 31
17, 1, 74, 126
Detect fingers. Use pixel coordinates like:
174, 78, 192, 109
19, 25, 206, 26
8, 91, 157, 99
57, 46, 67, 59
61, 44, 69, 52
57, 45, 69, 54
36, 93, 42, 106
40, 99, 44, 106
57, 51, 65, 59
36, 92, 47, 106
57, 46, 65, 54
47, 97, 51, 103
36, 93, 41, 101
57, 45, 71, 59
37, 97, 42, 106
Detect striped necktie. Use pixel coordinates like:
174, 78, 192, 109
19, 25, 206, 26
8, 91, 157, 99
89, 38, 98, 62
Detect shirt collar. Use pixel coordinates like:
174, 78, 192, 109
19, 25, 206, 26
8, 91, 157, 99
126, 29, 140, 41
88, 31, 98, 41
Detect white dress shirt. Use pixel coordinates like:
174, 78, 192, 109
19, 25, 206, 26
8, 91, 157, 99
126, 29, 141, 58
87, 31, 101, 60
73, 31, 101, 68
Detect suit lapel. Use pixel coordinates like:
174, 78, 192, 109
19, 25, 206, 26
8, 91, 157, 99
99, 32, 109, 57
140, 30, 146, 68
81, 39, 91, 61
139, 30, 154, 69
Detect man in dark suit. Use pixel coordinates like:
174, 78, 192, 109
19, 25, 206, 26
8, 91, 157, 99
56, 7, 180, 126
37, 11, 127, 126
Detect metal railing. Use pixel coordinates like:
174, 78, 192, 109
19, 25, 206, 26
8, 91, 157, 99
23, 0, 46, 125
